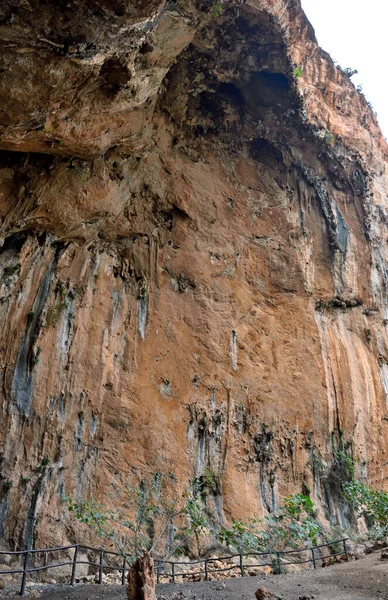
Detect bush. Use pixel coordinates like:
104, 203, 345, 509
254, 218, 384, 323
217, 494, 322, 553
214, 1, 223, 17
344, 480, 388, 533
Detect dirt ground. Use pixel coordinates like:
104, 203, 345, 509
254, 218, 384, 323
1, 551, 388, 600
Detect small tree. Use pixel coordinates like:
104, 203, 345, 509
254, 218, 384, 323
67, 475, 208, 598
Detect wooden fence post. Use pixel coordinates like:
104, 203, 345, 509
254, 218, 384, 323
121, 557, 126, 585
343, 539, 350, 562
276, 552, 281, 574
204, 559, 208, 581
171, 562, 175, 583
269, 548, 273, 569
20, 551, 29, 597
239, 554, 244, 577
311, 547, 316, 569
71, 545, 79, 585
98, 550, 104, 584
156, 561, 160, 585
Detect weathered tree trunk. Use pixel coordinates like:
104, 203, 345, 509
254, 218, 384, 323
127, 553, 157, 600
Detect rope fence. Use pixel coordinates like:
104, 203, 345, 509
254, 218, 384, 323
0, 537, 349, 596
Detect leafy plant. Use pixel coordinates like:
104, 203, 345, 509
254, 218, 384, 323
217, 517, 263, 552
323, 449, 355, 501
337, 66, 358, 78
3, 263, 21, 277
324, 132, 335, 146
217, 494, 322, 554
271, 556, 286, 575
67, 475, 208, 565
197, 468, 218, 494
40, 456, 50, 468
344, 480, 388, 533
214, 1, 223, 17
293, 66, 303, 79
336, 451, 355, 478
49, 301, 69, 325
48, 280, 70, 325
311, 450, 325, 477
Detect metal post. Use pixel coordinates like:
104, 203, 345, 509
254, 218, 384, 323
98, 550, 104, 584
121, 557, 126, 585
343, 539, 350, 562
239, 554, 244, 577
171, 561, 175, 583
204, 559, 208, 581
311, 547, 316, 569
20, 551, 29, 597
71, 545, 79, 585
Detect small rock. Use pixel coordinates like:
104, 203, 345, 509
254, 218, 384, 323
255, 588, 279, 600
381, 547, 388, 560
0, 554, 11, 566
355, 544, 366, 560
364, 541, 375, 554
371, 539, 386, 551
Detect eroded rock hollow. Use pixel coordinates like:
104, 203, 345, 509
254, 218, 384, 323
1, 0, 388, 550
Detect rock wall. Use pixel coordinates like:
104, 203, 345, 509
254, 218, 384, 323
1, 0, 388, 550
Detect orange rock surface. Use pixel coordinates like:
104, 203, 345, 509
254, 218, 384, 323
0, 0, 388, 550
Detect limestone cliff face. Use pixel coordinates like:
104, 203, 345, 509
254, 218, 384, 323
1, 0, 388, 551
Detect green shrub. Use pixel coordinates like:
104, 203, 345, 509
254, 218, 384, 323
344, 480, 388, 532
3, 264, 21, 277
293, 66, 303, 78
217, 493, 322, 553
214, 1, 223, 17
197, 468, 218, 494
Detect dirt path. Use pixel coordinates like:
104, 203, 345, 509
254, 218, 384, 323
1, 551, 387, 600
160, 552, 388, 600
